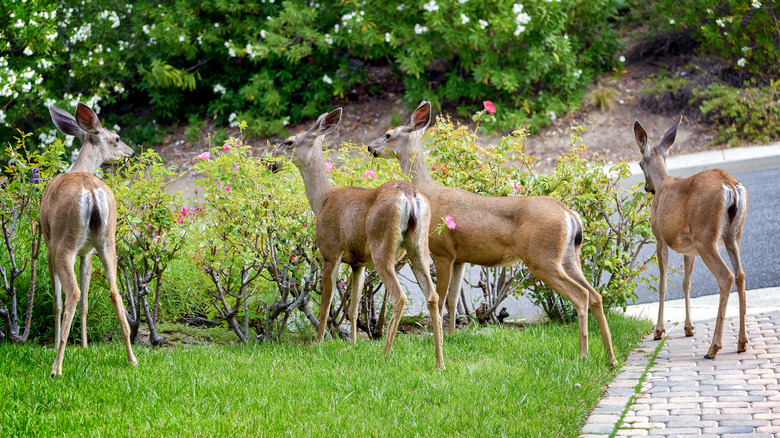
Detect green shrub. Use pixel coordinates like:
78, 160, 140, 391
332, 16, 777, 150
694, 79, 780, 146
2, 0, 625, 159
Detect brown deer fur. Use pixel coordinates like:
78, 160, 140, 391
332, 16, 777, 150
635, 117, 748, 358
368, 101, 617, 367
42, 103, 136, 377
274, 108, 444, 370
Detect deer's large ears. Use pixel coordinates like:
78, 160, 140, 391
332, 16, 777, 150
634, 121, 648, 155
75, 103, 103, 135
658, 115, 682, 155
405, 101, 431, 133
49, 106, 85, 139
310, 108, 342, 137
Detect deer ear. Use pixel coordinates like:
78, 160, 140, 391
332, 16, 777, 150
406, 101, 431, 132
311, 108, 342, 137
49, 106, 85, 139
658, 115, 682, 154
633, 121, 648, 155
75, 103, 103, 135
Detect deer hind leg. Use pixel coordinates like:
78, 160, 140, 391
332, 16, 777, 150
51, 255, 78, 377
317, 259, 340, 341
373, 259, 407, 358
446, 262, 467, 334
682, 255, 696, 337
48, 252, 62, 350
697, 243, 735, 359
407, 248, 445, 370
347, 266, 366, 343
97, 249, 137, 366
725, 237, 747, 352
655, 242, 669, 340
533, 266, 590, 360
78, 254, 93, 348
563, 262, 618, 368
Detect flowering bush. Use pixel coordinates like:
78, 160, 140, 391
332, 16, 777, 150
654, 0, 779, 77
2, 0, 624, 160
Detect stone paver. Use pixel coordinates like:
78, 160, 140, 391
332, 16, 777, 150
580, 310, 780, 437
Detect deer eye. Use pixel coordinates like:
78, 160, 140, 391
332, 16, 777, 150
283, 140, 293, 146
384, 133, 390, 139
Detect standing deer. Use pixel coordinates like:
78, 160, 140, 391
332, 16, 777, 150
634, 117, 748, 358
273, 108, 444, 370
42, 103, 137, 377
368, 101, 617, 367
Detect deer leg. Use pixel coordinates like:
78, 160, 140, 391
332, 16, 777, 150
374, 260, 407, 357
318, 260, 340, 341
78, 254, 93, 348
682, 255, 695, 337
564, 259, 618, 368
725, 238, 747, 352
655, 242, 669, 340
51, 256, 78, 377
347, 266, 366, 343
446, 262, 467, 334
48, 252, 62, 350
408, 249, 445, 370
697, 243, 735, 359
97, 249, 137, 366
533, 266, 590, 360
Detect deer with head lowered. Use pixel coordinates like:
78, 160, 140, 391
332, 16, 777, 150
273, 108, 444, 370
368, 101, 617, 367
635, 117, 748, 359
42, 103, 137, 377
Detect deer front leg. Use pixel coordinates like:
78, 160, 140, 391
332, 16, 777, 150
682, 255, 695, 337
654, 242, 669, 340
447, 262, 467, 334
347, 266, 366, 343
698, 244, 735, 359
317, 260, 340, 341
79, 254, 93, 348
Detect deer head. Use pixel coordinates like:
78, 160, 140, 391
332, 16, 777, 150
276, 108, 342, 168
49, 103, 134, 173
634, 116, 681, 195
368, 101, 431, 159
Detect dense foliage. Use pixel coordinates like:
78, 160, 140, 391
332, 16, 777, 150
2, 0, 624, 157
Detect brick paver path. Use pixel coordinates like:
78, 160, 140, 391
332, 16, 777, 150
581, 310, 780, 437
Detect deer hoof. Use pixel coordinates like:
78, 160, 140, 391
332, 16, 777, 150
653, 329, 665, 340
738, 340, 748, 353
704, 344, 721, 359
684, 326, 694, 337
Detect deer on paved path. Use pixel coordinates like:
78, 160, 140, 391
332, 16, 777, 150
43, 103, 137, 377
368, 101, 617, 367
634, 117, 748, 359
273, 108, 444, 370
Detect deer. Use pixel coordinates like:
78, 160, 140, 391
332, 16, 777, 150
272, 108, 445, 370
368, 101, 618, 368
42, 103, 137, 377
634, 117, 748, 359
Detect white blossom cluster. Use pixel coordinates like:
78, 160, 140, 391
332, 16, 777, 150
513, 4, 531, 36
414, 24, 428, 34
423, 1, 439, 12
98, 10, 121, 29
68, 23, 92, 45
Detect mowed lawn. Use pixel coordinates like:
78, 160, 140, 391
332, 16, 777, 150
1, 313, 651, 437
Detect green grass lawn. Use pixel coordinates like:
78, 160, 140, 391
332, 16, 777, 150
0, 312, 650, 437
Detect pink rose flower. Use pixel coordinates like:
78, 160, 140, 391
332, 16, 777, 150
361, 169, 377, 179
196, 151, 211, 160
483, 100, 496, 115
444, 215, 456, 230
324, 162, 333, 172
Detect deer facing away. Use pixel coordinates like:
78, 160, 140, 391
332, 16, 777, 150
635, 117, 748, 359
273, 108, 445, 370
42, 103, 137, 377
368, 101, 617, 367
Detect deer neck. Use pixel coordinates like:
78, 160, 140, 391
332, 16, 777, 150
297, 144, 337, 215
647, 156, 671, 191
69, 140, 101, 174
398, 136, 438, 193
